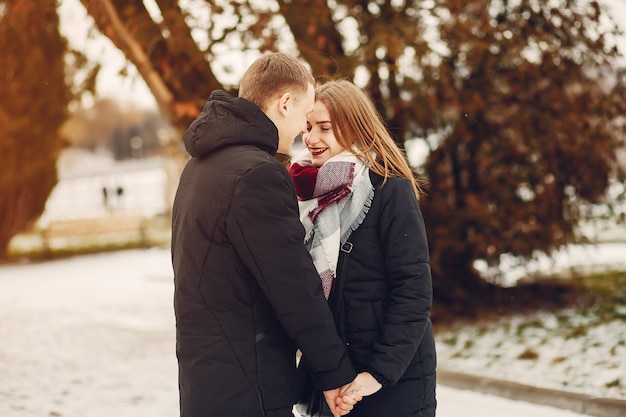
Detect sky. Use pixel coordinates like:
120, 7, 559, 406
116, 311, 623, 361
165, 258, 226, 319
57, 0, 626, 110
58, 0, 158, 109
0, 247, 610, 417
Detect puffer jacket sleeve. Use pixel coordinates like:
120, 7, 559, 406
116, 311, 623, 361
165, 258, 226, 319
226, 159, 356, 390
366, 178, 433, 386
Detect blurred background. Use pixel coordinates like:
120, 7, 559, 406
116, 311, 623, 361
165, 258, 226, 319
1, 0, 626, 314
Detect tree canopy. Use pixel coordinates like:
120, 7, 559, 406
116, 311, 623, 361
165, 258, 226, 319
3, 0, 626, 310
417, 0, 626, 304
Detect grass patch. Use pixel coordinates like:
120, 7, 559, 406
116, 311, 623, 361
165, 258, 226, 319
605, 379, 621, 388
544, 270, 626, 323
518, 347, 539, 360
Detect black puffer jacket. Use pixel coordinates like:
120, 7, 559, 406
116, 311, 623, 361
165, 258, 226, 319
172, 90, 356, 417
331, 172, 437, 417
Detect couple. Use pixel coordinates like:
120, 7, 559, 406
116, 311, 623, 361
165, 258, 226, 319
171, 52, 437, 417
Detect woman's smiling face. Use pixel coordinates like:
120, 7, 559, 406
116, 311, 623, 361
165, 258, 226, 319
303, 100, 346, 167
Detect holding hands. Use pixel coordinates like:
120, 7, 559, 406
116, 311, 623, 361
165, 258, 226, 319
323, 372, 383, 417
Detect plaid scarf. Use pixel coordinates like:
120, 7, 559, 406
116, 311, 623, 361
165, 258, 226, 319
289, 151, 374, 298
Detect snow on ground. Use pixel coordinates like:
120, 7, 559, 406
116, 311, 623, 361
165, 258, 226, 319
436, 311, 626, 401
0, 249, 177, 417
439, 241, 626, 401
436, 387, 593, 417
0, 248, 616, 417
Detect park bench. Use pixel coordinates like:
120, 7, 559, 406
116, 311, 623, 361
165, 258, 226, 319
41, 214, 146, 251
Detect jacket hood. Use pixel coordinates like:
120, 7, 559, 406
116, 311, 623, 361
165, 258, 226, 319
183, 90, 279, 158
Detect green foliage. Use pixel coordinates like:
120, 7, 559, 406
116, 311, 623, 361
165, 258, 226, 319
0, 0, 71, 257
555, 270, 626, 321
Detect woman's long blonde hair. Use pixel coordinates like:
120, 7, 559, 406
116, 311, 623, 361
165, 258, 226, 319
315, 79, 424, 199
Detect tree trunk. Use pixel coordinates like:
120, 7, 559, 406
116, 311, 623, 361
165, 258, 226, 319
0, 0, 69, 259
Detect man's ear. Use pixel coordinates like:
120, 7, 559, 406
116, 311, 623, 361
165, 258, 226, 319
277, 92, 292, 116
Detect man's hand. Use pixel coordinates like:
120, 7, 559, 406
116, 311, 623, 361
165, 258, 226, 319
322, 388, 342, 417
335, 389, 361, 414
323, 387, 358, 417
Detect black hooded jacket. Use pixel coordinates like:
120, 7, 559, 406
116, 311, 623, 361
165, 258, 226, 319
172, 91, 356, 417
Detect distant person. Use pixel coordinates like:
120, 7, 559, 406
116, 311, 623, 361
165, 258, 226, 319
171, 53, 359, 417
101, 186, 109, 210
115, 186, 124, 210
289, 79, 437, 417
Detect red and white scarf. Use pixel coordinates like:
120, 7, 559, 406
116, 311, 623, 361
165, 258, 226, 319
289, 151, 374, 298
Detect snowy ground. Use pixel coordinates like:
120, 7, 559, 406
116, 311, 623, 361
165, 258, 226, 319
1, 248, 619, 417
436, 311, 626, 401
439, 242, 626, 402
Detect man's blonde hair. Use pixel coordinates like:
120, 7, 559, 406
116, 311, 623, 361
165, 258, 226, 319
239, 52, 315, 111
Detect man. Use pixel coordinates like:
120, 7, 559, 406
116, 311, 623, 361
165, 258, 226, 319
171, 52, 357, 417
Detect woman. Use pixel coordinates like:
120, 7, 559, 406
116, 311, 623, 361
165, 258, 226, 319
289, 79, 437, 417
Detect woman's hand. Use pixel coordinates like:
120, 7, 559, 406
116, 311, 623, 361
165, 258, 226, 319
324, 372, 382, 416
339, 372, 382, 400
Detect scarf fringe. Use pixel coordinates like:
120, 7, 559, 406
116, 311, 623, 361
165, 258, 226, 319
340, 184, 374, 245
